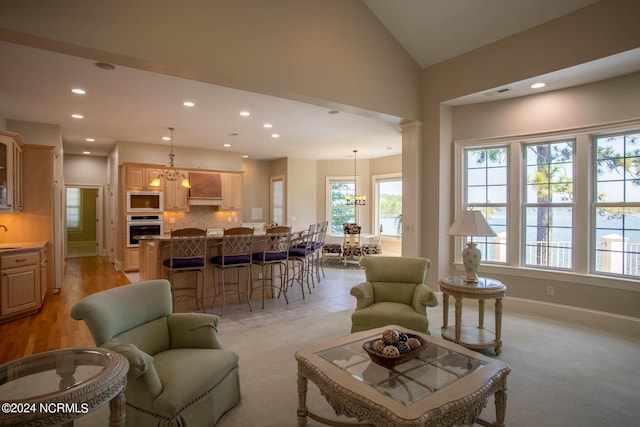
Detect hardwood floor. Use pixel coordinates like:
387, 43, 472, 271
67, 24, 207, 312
0, 256, 131, 364
0, 256, 362, 365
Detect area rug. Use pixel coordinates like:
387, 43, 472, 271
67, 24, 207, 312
322, 259, 364, 270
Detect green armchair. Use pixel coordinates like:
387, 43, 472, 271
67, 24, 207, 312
350, 256, 438, 333
70, 279, 240, 426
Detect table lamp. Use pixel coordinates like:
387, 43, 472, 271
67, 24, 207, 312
447, 210, 496, 283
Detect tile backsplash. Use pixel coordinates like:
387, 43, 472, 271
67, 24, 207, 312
163, 206, 241, 233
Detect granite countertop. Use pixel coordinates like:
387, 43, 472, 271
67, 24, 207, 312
0, 241, 47, 253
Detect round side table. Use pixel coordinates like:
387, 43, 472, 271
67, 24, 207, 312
439, 276, 507, 355
0, 347, 128, 426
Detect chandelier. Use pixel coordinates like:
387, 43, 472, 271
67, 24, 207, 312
149, 127, 191, 188
345, 149, 366, 205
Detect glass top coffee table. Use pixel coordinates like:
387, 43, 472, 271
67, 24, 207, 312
0, 347, 128, 426
295, 325, 510, 427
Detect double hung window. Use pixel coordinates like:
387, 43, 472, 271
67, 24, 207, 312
458, 127, 640, 280
594, 131, 640, 276
327, 178, 355, 234
464, 147, 508, 263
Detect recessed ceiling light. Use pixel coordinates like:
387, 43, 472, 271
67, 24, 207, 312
71, 88, 86, 95
242, 154, 249, 158
183, 101, 195, 107
263, 123, 273, 128
71, 114, 84, 119
240, 111, 250, 117
82, 151, 91, 155
328, 110, 341, 115
162, 136, 170, 141
271, 133, 280, 138
229, 132, 239, 136
95, 62, 116, 71
223, 143, 231, 147
531, 82, 546, 89
85, 138, 95, 142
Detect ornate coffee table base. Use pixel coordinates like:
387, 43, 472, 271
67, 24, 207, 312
296, 327, 510, 427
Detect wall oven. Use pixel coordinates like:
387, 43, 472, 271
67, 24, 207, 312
127, 191, 163, 213
126, 214, 164, 247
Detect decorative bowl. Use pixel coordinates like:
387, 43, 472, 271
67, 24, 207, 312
363, 332, 427, 368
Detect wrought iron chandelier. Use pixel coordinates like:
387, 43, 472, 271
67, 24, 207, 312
345, 149, 366, 205
149, 127, 191, 188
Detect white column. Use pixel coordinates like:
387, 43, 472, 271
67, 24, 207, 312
401, 121, 422, 257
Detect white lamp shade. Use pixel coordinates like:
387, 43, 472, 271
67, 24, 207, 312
447, 210, 496, 238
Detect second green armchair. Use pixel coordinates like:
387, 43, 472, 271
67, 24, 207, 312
350, 256, 438, 334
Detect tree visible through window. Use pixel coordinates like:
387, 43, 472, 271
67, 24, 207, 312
328, 179, 354, 234
594, 131, 640, 277
524, 141, 574, 269
465, 147, 508, 263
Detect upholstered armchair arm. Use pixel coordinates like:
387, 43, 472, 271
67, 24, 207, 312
412, 284, 439, 313
350, 282, 375, 310
168, 312, 223, 349
101, 342, 163, 398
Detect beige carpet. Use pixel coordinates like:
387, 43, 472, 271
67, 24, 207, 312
79, 305, 640, 426
215, 308, 640, 427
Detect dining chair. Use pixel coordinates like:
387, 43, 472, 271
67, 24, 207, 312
362, 225, 383, 257
342, 222, 363, 266
209, 227, 255, 316
251, 225, 291, 308
162, 227, 208, 312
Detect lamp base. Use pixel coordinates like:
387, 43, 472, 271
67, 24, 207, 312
462, 241, 481, 283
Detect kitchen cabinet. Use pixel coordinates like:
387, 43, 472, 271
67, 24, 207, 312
0, 130, 24, 212
124, 247, 139, 272
125, 164, 164, 191
221, 173, 243, 210
0, 247, 45, 322
164, 178, 189, 211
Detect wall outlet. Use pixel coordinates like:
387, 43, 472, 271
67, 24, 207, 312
546, 285, 555, 296
258, 272, 263, 279
169, 218, 175, 224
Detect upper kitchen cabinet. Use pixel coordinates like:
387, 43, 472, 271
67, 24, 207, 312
0, 130, 24, 212
164, 178, 189, 211
221, 173, 243, 210
124, 164, 164, 191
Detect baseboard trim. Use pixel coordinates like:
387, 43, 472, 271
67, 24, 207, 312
435, 291, 640, 340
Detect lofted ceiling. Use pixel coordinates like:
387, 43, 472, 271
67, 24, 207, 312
1, 0, 637, 160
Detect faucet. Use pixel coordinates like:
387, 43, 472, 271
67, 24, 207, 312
0, 225, 6, 232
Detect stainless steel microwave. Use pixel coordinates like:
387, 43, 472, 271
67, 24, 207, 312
126, 191, 163, 213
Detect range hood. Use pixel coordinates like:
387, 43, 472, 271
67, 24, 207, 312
188, 172, 222, 206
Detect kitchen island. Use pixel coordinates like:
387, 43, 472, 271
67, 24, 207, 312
137, 228, 304, 311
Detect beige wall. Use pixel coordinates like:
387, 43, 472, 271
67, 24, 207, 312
287, 158, 317, 229
448, 71, 640, 318
422, 0, 640, 317
64, 155, 108, 185
241, 159, 271, 223
0, 0, 420, 121
117, 141, 243, 171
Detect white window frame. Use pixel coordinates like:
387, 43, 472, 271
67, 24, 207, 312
452, 119, 640, 291
325, 175, 356, 234
372, 173, 402, 237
